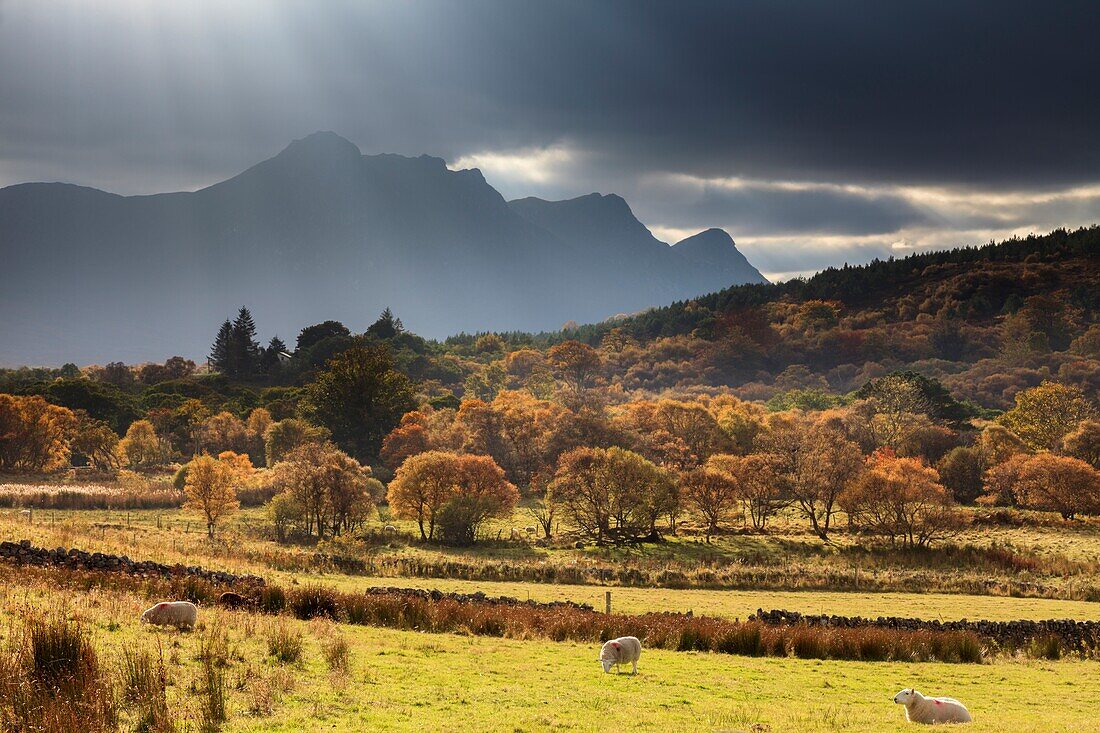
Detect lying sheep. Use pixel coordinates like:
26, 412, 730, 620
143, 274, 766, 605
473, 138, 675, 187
383, 525, 398, 534
893, 689, 972, 724
141, 601, 198, 630
600, 636, 642, 674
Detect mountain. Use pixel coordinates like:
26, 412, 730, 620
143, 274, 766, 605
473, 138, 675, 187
0, 132, 765, 365
508, 195, 766, 309
671, 228, 766, 290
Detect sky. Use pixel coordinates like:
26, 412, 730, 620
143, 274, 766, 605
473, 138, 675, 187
2, 0, 1099, 281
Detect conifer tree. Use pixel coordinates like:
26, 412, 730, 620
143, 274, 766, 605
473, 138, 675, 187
261, 335, 288, 374
367, 307, 404, 340
209, 319, 233, 373
230, 306, 261, 378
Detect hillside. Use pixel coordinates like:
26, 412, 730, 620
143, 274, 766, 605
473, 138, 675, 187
0, 132, 762, 365
449, 227, 1100, 410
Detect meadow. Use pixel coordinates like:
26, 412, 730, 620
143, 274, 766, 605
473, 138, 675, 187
3, 477, 1100, 732
1, 579, 1098, 733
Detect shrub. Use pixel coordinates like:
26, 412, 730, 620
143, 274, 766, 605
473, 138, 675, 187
266, 622, 304, 664
257, 585, 287, 614
321, 632, 351, 673
0, 616, 118, 733
119, 643, 174, 732
289, 584, 341, 620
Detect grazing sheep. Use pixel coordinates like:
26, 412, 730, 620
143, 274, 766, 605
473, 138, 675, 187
893, 689, 972, 724
141, 601, 198, 630
383, 525, 397, 534
599, 636, 642, 674
217, 591, 248, 609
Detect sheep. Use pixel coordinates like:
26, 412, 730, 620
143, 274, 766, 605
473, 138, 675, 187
893, 689, 972, 725
383, 524, 398, 534
140, 601, 198, 630
599, 636, 642, 674
524, 526, 537, 534
217, 591, 249, 609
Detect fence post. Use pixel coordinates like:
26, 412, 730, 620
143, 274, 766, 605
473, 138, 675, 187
605, 590, 612, 614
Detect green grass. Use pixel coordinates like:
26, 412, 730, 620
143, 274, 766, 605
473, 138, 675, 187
312, 574, 1100, 622
2, 560, 1099, 731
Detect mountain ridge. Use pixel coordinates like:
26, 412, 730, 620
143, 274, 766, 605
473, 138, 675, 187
0, 132, 765, 365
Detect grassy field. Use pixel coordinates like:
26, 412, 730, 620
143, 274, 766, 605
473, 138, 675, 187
1, 582, 1097, 733
3, 482, 1100, 731
312, 574, 1100, 622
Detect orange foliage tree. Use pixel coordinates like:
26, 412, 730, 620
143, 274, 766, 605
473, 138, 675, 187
991, 453, 1100, 519
0, 394, 77, 472
387, 451, 517, 543
841, 452, 961, 548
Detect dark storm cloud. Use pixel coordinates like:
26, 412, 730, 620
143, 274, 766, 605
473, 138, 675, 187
1, 0, 1098, 264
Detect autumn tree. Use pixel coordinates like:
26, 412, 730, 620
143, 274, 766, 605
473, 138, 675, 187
707, 453, 786, 530
435, 454, 519, 545
302, 344, 415, 461
387, 451, 457, 540
0, 394, 77, 472
842, 453, 961, 547
999, 382, 1097, 450
978, 424, 1029, 466
547, 340, 602, 393
491, 391, 569, 491
387, 451, 517, 544
119, 419, 169, 468
199, 411, 251, 455
681, 466, 739, 535
245, 407, 274, 464
936, 446, 984, 504
1001, 453, 1100, 519
263, 418, 329, 466
529, 481, 557, 538
622, 400, 730, 467
550, 446, 668, 544
380, 411, 432, 471
273, 442, 378, 538
1063, 420, 1100, 468
70, 413, 121, 472
756, 414, 863, 540
184, 454, 240, 538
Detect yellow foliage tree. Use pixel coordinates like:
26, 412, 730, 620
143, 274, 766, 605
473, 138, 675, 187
184, 454, 240, 538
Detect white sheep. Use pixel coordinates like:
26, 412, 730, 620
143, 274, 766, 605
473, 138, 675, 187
140, 601, 198, 630
893, 688, 972, 725
383, 524, 398, 534
599, 636, 642, 674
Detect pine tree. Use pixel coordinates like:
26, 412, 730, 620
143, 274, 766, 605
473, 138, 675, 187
209, 320, 233, 373
261, 336, 288, 374
230, 307, 261, 378
367, 307, 404, 340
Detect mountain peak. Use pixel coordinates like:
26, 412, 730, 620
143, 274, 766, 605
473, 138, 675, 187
674, 227, 736, 251
674, 228, 769, 284
277, 131, 362, 162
